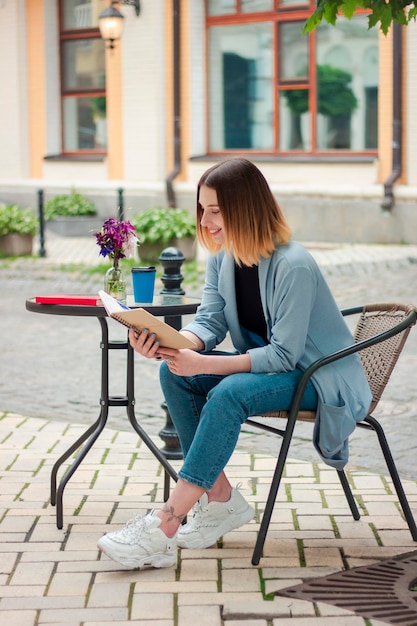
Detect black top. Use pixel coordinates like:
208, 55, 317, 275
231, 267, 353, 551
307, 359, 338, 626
234, 263, 267, 343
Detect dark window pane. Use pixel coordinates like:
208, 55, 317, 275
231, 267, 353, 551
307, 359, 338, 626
280, 88, 310, 150
63, 96, 107, 150
316, 17, 378, 150
207, 0, 236, 15
61, 0, 106, 30
209, 23, 273, 150
62, 39, 106, 91
241, 0, 273, 11
279, 22, 308, 81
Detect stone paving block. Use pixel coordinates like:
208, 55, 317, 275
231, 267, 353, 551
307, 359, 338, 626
303, 538, 379, 550
297, 514, 334, 531
335, 521, 377, 539
28, 523, 67, 543
84, 622, 173, 626
0, 552, 19, 575
37, 607, 128, 623
0, 532, 28, 544
222, 567, 261, 593
178, 604, 222, 626
1, 596, 85, 610
118, 580, 218, 594
21, 550, 97, 564
9, 561, 55, 586
179, 558, 218, 581
47, 572, 92, 597
375, 529, 417, 546
0, 609, 38, 625
179, 547, 253, 561
0, 481, 28, 495
284, 462, 316, 478
95, 566, 176, 584
316, 601, 363, 617
350, 474, 386, 490
131, 591, 173, 620
121, 481, 159, 497
262, 566, 340, 581
290, 488, 325, 504
0, 585, 45, 597
64, 531, 102, 552
222, 597, 313, 620
222, 529, 258, 548
264, 578, 303, 595
178, 591, 263, 606
87, 581, 132, 608
304, 547, 344, 568
227, 619, 267, 626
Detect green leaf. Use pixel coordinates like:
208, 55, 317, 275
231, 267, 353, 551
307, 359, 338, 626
341, 0, 359, 18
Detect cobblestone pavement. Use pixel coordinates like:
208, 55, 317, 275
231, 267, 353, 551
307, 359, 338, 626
1, 234, 417, 480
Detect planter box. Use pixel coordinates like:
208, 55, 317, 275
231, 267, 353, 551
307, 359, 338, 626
0, 234, 33, 256
47, 216, 103, 237
139, 237, 196, 263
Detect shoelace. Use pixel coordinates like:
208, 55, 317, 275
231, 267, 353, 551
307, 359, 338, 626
117, 514, 146, 541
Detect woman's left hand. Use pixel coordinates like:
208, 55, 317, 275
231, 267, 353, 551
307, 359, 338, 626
158, 348, 206, 376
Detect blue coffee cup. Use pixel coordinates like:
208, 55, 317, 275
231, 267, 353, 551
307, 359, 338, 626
131, 266, 156, 303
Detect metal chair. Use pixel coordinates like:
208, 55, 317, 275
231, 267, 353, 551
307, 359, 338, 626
247, 303, 417, 566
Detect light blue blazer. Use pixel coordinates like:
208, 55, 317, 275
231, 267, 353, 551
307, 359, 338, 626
183, 241, 372, 469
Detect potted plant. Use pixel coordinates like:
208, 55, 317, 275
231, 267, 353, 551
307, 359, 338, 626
45, 189, 101, 237
132, 207, 196, 262
0, 204, 39, 256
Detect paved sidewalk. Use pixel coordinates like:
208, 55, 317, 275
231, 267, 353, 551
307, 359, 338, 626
1, 410, 417, 626
1, 235, 417, 624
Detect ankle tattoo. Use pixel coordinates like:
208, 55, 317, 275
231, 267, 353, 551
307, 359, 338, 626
162, 504, 186, 523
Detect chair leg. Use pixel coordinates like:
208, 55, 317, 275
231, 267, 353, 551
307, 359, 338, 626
163, 469, 170, 502
251, 423, 295, 566
365, 415, 417, 541
337, 470, 360, 520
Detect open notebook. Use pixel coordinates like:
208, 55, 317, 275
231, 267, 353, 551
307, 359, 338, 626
98, 290, 197, 349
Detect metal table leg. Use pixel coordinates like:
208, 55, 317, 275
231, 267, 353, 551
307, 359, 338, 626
51, 316, 177, 528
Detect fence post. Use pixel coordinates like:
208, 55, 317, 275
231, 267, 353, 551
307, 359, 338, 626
37, 189, 46, 258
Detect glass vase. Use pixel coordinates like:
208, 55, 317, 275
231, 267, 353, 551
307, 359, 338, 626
104, 259, 127, 303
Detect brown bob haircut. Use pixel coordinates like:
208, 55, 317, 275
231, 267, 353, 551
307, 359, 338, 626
196, 158, 291, 266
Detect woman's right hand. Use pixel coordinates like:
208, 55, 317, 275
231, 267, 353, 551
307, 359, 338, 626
129, 327, 161, 360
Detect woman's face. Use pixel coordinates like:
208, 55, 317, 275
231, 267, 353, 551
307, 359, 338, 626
199, 184, 225, 245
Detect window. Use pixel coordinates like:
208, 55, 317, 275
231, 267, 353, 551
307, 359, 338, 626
59, 0, 107, 153
206, 1, 378, 155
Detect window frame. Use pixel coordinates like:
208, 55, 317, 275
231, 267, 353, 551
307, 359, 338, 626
205, 0, 377, 158
58, 2, 107, 156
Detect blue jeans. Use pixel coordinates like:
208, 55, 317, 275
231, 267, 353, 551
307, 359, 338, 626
159, 356, 318, 491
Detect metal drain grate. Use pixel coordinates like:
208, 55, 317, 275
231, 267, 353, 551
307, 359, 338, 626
277, 551, 417, 626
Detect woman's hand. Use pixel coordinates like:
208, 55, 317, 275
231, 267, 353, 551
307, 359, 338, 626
157, 348, 207, 376
129, 328, 162, 360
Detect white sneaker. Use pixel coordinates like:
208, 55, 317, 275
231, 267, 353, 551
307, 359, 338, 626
177, 486, 255, 549
97, 510, 177, 569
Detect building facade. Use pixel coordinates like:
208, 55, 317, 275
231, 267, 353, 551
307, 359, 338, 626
0, 0, 416, 242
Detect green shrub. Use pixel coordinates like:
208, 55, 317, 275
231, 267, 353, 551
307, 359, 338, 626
0, 204, 39, 236
132, 207, 196, 245
45, 190, 97, 220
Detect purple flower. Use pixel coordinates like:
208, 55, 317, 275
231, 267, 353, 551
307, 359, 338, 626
94, 218, 138, 260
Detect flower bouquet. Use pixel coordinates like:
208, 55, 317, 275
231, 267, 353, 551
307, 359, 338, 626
94, 218, 138, 302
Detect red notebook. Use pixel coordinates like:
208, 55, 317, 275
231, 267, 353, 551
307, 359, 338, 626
35, 295, 102, 306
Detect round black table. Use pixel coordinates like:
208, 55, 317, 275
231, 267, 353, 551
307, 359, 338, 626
26, 294, 200, 529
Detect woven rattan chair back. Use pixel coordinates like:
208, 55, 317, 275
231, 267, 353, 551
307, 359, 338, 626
354, 303, 416, 413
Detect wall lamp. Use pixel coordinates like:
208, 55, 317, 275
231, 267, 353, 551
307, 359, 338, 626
99, 0, 140, 49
